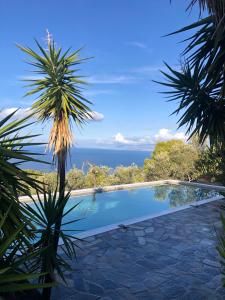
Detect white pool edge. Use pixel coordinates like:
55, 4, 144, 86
19, 179, 225, 202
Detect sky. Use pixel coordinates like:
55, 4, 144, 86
0, 0, 201, 151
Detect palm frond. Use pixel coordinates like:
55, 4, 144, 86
0, 110, 48, 239
18, 40, 93, 157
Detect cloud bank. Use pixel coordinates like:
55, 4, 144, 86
0, 107, 104, 122
95, 129, 186, 151
88, 111, 104, 121
0, 107, 31, 119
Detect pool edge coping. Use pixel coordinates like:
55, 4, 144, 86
19, 179, 225, 202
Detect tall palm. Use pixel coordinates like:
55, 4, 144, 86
157, 0, 225, 145
18, 38, 92, 298
157, 0, 225, 287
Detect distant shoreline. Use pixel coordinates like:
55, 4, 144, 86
35, 145, 154, 152
22, 147, 151, 172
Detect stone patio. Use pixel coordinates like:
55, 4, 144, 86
52, 200, 225, 299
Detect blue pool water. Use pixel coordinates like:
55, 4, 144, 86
41, 184, 222, 233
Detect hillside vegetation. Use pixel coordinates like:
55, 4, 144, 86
26, 139, 225, 194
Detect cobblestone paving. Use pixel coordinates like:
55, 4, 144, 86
52, 200, 225, 299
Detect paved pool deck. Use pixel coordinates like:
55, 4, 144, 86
52, 200, 225, 300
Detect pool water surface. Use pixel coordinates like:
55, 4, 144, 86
30, 184, 223, 233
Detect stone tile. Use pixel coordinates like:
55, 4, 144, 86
144, 227, 154, 233
134, 230, 145, 237
53, 200, 225, 300
138, 236, 146, 245
203, 258, 221, 268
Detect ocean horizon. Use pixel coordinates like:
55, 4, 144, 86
23, 147, 151, 172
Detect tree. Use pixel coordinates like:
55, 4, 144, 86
85, 164, 111, 188
144, 151, 171, 180
66, 167, 86, 190
19, 37, 92, 299
157, 0, 225, 287
196, 145, 225, 183
144, 140, 199, 181
0, 110, 45, 240
152, 140, 183, 158
156, 0, 225, 146
112, 164, 144, 184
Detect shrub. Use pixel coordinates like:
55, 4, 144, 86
144, 140, 199, 181
66, 167, 86, 190
85, 164, 111, 188
112, 164, 144, 184
144, 152, 171, 180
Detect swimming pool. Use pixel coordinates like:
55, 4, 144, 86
32, 183, 223, 235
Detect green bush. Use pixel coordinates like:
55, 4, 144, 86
85, 164, 111, 187
196, 146, 224, 183
24, 140, 225, 193
66, 167, 86, 189
111, 164, 144, 184
144, 140, 199, 181
144, 152, 171, 180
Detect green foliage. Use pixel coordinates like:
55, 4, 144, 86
66, 167, 86, 190
0, 110, 47, 242
25, 164, 145, 191
24, 141, 225, 189
19, 37, 93, 299
18, 38, 92, 156
144, 141, 199, 181
111, 164, 144, 184
0, 206, 53, 299
196, 145, 225, 183
144, 152, 171, 180
23, 189, 81, 287
158, 1, 225, 289
152, 140, 183, 158
157, 2, 225, 146
85, 164, 111, 188
43, 172, 58, 191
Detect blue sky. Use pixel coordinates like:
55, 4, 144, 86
1, 0, 200, 150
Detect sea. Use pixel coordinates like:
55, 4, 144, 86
23, 147, 151, 172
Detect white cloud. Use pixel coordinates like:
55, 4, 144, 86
88, 75, 136, 84
88, 111, 104, 122
19, 75, 45, 81
132, 64, 179, 76
154, 128, 186, 142
115, 133, 134, 144
113, 133, 153, 149
127, 41, 147, 49
96, 129, 186, 151
0, 107, 31, 119
133, 65, 162, 74
0, 107, 104, 122
114, 129, 186, 147
83, 89, 113, 97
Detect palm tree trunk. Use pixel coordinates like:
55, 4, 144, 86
42, 149, 66, 300
54, 148, 66, 248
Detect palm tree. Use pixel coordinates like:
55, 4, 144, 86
157, 0, 225, 287
18, 37, 92, 299
157, 0, 225, 145
0, 110, 46, 239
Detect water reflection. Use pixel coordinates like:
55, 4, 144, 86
71, 191, 120, 219
152, 185, 220, 208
